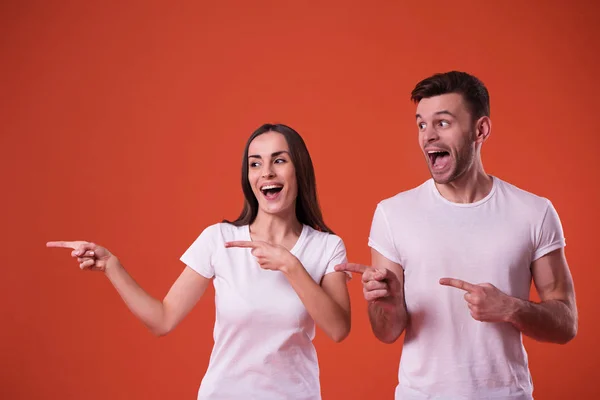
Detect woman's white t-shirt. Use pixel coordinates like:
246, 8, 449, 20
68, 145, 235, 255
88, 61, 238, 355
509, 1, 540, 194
180, 222, 347, 400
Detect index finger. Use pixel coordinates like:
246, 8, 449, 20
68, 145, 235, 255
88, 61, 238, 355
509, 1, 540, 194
334, 263, 368, 275
224, 241, 259, 249
439, 277, 476, 292
46, 241, 87, 250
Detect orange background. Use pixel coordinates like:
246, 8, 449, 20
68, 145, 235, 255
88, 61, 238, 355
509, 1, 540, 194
2, 1, 599, 399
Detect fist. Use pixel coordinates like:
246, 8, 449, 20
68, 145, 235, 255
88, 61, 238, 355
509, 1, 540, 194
47, 241, 115, 272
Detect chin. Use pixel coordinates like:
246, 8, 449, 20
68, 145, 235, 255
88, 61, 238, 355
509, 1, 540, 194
260, 204, 294, 217
429, 170, 455, 185
431, 176, 450, 185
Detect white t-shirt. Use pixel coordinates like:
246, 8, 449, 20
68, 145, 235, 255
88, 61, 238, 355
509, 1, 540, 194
180, 222, 347, 400
369, 176, 565, 400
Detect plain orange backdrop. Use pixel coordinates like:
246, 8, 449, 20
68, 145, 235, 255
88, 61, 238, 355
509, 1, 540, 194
2, 1, 599, 399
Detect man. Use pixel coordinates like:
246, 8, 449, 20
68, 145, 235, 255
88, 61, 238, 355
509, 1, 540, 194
336, 71, 578, 399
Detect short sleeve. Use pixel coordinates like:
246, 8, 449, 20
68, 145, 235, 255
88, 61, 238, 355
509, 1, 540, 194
533, 200, 566, 261
180, 224, 221, 278
368, 203, 401, 264
324, 236, 349, 277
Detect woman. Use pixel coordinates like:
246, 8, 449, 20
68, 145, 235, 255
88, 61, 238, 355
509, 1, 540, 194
47, 123, 351, 400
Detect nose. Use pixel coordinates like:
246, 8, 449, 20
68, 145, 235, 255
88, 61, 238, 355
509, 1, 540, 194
261, 164, 275, 178
422, 124, 439, 144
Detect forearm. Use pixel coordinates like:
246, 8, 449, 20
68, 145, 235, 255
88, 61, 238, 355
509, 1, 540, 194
368, 299, 408, 344
508, 297, 577, 344
104, 258, 167, 336
282, 263, 350, 342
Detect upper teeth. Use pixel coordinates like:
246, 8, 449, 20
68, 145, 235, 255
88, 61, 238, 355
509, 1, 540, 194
261, 185, 282, 190
428, 151, 445, 154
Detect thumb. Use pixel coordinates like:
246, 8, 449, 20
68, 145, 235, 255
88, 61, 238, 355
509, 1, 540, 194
373, 267, 390, 280
91, 245, 112, 260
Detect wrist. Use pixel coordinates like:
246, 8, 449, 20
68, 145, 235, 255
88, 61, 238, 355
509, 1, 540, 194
104, 256, 122, 276
280, 257, 302, 276
370, 296, 402, 310
504, 296, 525, 324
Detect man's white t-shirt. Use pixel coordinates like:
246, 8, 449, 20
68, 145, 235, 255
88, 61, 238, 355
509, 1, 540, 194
181, 222, 347, 400
369, 176, 565, 400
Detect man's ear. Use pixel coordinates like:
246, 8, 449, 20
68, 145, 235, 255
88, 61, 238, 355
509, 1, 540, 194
475, 116, 491, 144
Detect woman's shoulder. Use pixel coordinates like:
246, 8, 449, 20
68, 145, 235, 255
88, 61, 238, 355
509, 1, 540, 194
303, 225, 345, 248
213, 221, 249, 240
193, 221, 248, 242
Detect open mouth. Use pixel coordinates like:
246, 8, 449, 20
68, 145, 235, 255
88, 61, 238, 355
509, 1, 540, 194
427, 150, 450, 170
260, 184, 283, 200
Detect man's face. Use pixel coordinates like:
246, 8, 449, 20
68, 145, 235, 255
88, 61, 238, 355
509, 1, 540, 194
416, 93, 478, 184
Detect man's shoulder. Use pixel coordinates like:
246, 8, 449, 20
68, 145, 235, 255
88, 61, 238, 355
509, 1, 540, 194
494, 176, 552, 209
378, 179, 432, 209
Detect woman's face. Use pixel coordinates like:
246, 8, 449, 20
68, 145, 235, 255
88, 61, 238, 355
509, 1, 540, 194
247, 131, 298, 218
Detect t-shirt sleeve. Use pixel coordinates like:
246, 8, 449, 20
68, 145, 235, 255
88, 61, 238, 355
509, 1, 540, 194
180, 223, 221, 278
368, 203, 401, 265
324, 236, 349, 278
533, 200, 566, 262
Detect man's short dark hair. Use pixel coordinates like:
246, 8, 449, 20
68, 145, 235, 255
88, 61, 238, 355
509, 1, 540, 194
411, 71, 490, 119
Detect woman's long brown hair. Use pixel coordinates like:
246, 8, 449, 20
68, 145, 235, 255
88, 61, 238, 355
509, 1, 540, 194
224, 123, 334, 234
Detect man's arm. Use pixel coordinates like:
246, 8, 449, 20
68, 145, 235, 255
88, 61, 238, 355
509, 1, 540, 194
440, 248, 577, 344
508, 248, 578, 344
367, 248, 408, 344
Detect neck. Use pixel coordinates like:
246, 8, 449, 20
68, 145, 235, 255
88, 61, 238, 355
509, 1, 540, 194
435, 159, 493, 203
250, 210, 302, 245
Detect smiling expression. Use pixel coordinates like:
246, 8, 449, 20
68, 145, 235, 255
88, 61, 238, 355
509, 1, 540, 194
247, 131, 298, 217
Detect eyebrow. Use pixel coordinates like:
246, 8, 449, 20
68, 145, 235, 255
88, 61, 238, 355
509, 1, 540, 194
416, 110, 457, 119
248, 150, 290, 159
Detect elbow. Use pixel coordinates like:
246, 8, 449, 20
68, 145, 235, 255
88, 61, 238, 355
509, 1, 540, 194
330, 319, 351, 343
331, 327, 350, 343
150, 327, 169, 337
549, 318, 578, 345
152, 330, 169, 337
375, 325, 405, 344
558, 323, 578, 344
150, 322, 174, 337
331, 334, 346, 344
377, 333, 400, 344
